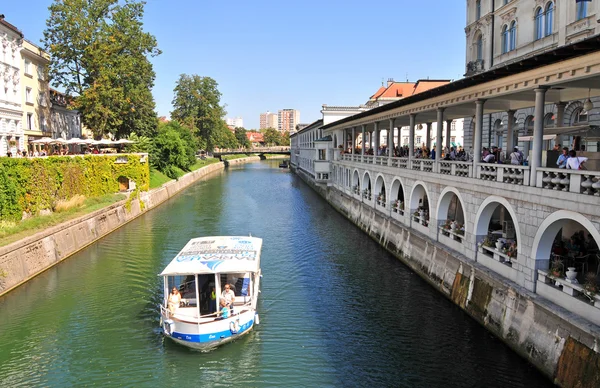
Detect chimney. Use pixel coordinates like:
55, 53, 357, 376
387, 78, 394, 87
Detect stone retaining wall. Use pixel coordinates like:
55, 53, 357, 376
0, 157, 260, 297
293, 166, 600, 387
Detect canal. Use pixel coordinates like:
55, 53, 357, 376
0, 160, 552, 387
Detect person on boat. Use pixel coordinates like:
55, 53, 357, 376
219, 299, 230, 319
168, 287, 181, 314
222, 284, 236, 313
209, 286, 217, 313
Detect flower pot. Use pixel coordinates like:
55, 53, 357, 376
566, 267, 578, 282
450, 221, 457, 231
495, 241, 504, 250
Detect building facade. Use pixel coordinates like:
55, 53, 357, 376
464, 0, 600, 158
21, 39, 51, 150
277, 109, 300, 133
0, 16, 23, 156
226, 117, 244, 128
49, 89, 81, 141
259, 111, 278, 129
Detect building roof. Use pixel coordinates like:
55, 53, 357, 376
246, 132, 264, 142
292, 119, 323, 137
323, 34, 600, 130
0, 15, 23, 38
370, 86, 387, 100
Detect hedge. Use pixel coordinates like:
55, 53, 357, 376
0, 154, 149, 222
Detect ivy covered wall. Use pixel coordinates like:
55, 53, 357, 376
0, 154, 149, 222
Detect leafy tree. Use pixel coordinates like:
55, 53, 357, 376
211, 121, 238, 149
44, 0, 160, 139
280, 131, 290, 146
150, 126, 188, 179
171, 74, 226, 151
163, 121, 197, 168
234, 127, 251, 148
262, 128, 282, 146
126, 132, 152, 153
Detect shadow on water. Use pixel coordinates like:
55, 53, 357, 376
0, 160, 553, 387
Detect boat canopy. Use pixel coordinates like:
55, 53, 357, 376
160, 236, 262, 276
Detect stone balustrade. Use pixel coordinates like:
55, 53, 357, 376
538, 168, 600, 195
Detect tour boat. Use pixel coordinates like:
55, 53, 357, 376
159, 236, 262, 350
279, 160, 289, 168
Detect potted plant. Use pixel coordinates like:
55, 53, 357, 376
583, 272, 598, 302
482, 237, 494, 248
550, 257, 564, 278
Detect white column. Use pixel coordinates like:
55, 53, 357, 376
388, 119, 394, 152
351, 127, 356, 155
426, 122, 432, 150
473, 100, 486, 176
374, 122, 380, 159
506, 110, 515, 154
361, 124, 366, 161
445, 119, 452, 150
408, 114, 416, 164
436, 108, 444, 163
531, 87, 548, 186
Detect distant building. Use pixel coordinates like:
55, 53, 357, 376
49, 89, 81, 141
367, 78, 451, 107
226, 117, 243, 128
0, 15, 24, 156
278, 109, 300, 133
259, 111, 277, 129
246, 132, 264, 147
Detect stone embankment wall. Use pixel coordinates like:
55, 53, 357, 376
0, 157, 260, 297
294, 167, 600, 388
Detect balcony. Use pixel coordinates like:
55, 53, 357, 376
465, 59, 485, 77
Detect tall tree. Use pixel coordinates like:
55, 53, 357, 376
262, 128, 282, 146
171, 74, 226, 151
234, 127, 251, 148
43, 0, 160, 138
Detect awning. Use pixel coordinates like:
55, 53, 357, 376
518, 135, 556, 142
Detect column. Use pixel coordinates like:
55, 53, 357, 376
351, 127, 356, 155
374, 122, 380, 160
473, 100, 486, 176
426, 122, 432, 150
531, 87, 548, 186
445, 119, 452, 150
436, 108, 444, 164
506, 110, 515, 154
408, 114, 416, 164
361, 124, 366, 162
556, 102, 566, 128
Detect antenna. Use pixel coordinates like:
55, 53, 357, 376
381, 77, 384, 86
406, 73, 408, 82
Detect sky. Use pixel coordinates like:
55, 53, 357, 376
3, 0, 466, 129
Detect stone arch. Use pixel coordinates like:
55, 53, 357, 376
361, 171, 372, 191
409, 181, 431, 217
374, 173, 387, 198
390, 177, 406, 204
352, 169, 360, 189
523, 115, 534, 136
565, 100, 584, 124
436, 187, 468, 233
474, 196, 522, 253
531, 210, 600, 267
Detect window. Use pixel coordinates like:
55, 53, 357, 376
545, 2, 554, 36
535, 8, 544, 40
544, 112, 555, 127
576, 1, 588, 20
318, 149, 326, 160
571, 107, 588, 125
451, 121, 456, 130
27, 113, 33, 129
24, 59, 31, 75
501, 25, 509, 54
476, 0, 481, 20
524, 115, 534, 135
509, 21, 516, 51
476, 34, 483, 60
25, 87, 32, 104
416, 136, 422, 144
451, 136, 456, 143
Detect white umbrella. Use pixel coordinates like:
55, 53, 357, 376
67, 137, 84, 144
51, 138, 68, 145
115, 139, 134, 144
31, 137, 54, 144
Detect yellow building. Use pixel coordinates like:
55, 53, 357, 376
21, 39, 50, 152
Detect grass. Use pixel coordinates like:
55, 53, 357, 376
0, 193, 126, 248
149, 158, 221, 189
221, 154, 251, 161
149, 169, 173, 189
190, 157, 220, 171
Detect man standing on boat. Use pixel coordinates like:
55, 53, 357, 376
222, 284, 236, 312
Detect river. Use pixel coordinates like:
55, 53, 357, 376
0, 160, 552, 387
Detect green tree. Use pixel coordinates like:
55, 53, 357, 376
43, 0, 160, 139
262, 128, 282, 146
171, 74, 226, 151
151, 124, 191, 179
234, 127, 251, 148
211, 121, 238, 149
280, 131, 291, 146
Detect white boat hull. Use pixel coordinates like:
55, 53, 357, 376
162, 310, 257, 350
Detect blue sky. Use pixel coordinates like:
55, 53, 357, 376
3, 1, 466, 129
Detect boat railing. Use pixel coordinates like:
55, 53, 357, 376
160, 301, 253, 324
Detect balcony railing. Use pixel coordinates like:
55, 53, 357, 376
479, 164, 530, 186
411, 159, 434, 173
538, 168, 600, 196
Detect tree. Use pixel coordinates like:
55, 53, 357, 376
171, 74, 226, 151
211, 121, 238, 149
44, 0, 160, 138
150, 122, 197, 179
234, 127, 251, 148
262, 128, 282, 146
280, 131, 291, 146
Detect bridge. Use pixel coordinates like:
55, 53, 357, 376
211, 147, 291, 159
